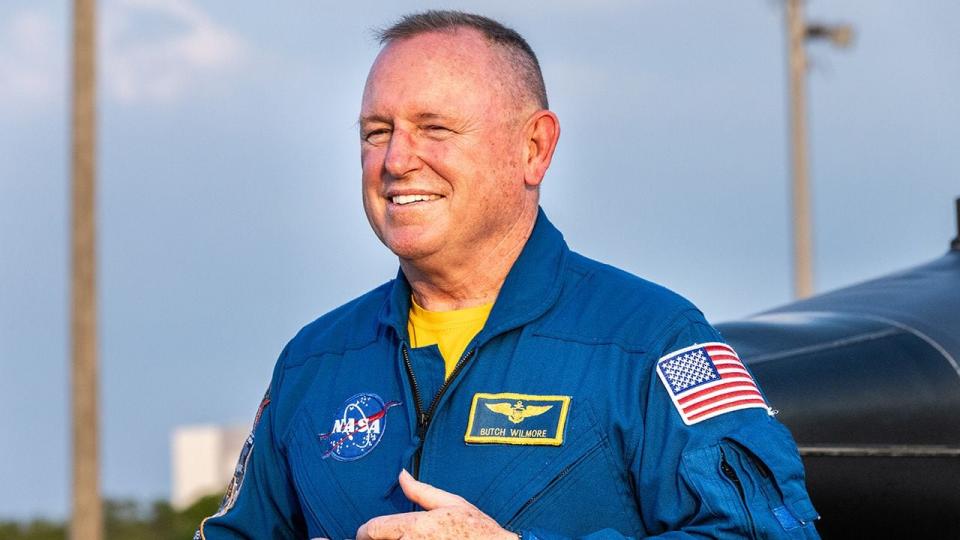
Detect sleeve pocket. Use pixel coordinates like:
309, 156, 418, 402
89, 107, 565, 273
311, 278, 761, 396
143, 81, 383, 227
682, 419, 820, 539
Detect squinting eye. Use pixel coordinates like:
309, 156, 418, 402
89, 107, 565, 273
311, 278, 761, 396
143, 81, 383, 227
364, 129, 390, 144
423, 125, 452, 137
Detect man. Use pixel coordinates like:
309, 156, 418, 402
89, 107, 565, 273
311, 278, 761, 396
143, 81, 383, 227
199, 10, 819, 540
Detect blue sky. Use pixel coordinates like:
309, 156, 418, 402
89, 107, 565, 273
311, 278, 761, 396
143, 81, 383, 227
0, 0, 957, 520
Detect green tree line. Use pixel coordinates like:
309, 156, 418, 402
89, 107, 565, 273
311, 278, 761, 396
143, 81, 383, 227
0, 495, 221, 540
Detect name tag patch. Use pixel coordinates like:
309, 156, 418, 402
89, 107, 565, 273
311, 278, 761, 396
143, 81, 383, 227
464, 393, 571, 445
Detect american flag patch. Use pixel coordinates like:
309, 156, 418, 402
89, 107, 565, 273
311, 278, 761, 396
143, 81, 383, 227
656, 342, 768, 425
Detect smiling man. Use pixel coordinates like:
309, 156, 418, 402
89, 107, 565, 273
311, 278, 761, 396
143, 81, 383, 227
198, 11, 820, 540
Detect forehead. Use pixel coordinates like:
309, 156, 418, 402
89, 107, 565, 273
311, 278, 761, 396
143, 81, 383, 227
361, 29, 509, 116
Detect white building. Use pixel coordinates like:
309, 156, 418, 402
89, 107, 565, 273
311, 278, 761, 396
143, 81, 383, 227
171, 424, 249, 510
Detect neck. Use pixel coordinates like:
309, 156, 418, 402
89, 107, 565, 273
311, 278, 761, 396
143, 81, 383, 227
401, 205, 538, 312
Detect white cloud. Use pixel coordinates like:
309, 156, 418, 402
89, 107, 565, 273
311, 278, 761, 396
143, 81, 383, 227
0, 1, 248, 110
0, 10, 65, 108
102, 0, 248, 104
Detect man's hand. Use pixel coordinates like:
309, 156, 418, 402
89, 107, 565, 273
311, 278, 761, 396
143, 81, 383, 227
356, 469, 517, 540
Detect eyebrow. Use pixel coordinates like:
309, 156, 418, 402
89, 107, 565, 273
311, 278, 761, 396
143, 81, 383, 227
358, 114, 391, 125
357, 112, 453, 125
412, 112, 451, 123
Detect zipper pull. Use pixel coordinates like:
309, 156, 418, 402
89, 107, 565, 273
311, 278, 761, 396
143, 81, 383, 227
719, 448, 742, 485
417, 412, 429, 437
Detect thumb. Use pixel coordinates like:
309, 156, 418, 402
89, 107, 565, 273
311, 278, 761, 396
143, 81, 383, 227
398, 469, 467, 510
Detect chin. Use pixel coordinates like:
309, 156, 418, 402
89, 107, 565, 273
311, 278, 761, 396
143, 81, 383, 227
382, 233, 442, 262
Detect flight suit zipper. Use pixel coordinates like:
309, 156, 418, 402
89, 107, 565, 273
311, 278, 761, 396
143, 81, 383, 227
719, 447, 758, 539
401, 344, 476, 479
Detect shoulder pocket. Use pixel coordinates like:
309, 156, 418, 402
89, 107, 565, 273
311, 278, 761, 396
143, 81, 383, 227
686, 419, 820, 539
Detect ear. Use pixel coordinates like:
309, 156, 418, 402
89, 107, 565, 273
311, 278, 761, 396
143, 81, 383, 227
522, 110, 561, 188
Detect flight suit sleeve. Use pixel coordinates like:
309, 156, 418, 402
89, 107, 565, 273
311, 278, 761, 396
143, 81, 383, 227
517, 309, 820, 539
196, 348, 306, 539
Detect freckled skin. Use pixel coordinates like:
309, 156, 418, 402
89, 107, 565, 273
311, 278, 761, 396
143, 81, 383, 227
360, 30, 529, 268
358, 28, 557, 311
356, 470, 517, 540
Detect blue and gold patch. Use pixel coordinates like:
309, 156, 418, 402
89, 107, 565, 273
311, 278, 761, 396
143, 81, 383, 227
464, 393, 571, 445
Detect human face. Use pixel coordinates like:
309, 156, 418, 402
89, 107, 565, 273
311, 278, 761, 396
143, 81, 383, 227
359, 30, 534, 267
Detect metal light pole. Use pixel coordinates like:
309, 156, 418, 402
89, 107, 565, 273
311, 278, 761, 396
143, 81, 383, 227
784, 0, 853, 299
70, 0, 102, 538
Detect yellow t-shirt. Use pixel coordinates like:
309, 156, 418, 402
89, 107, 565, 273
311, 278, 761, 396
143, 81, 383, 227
407, 297, 493, 379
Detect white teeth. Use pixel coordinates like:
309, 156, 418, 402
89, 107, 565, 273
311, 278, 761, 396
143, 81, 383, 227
391, 194, 439, 205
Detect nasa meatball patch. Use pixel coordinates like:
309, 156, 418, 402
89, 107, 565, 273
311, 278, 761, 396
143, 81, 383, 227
317, 393, 401, 461
656, 342, 768, 425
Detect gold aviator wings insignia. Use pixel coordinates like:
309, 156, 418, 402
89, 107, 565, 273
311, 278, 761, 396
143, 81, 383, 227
485, 401, 554, 424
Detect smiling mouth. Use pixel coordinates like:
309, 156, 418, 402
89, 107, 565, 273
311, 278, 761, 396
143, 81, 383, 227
390, 194, 442, 205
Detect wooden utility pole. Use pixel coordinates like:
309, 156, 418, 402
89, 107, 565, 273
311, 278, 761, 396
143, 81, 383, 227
70, 0, 102, 538
786, 0, 814, 299
784, 0, 853, 299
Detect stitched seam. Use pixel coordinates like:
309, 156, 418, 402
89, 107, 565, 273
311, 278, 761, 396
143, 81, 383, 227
531, 331, 647, 353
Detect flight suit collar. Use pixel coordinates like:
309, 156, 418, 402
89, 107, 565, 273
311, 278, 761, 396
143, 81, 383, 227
378, 207, 569, 344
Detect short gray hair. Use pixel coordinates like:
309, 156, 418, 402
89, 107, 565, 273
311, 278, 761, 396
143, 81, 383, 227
375, 10, 548, 109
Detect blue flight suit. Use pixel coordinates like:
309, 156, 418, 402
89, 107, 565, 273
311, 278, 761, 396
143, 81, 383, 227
198, 210, 820, 539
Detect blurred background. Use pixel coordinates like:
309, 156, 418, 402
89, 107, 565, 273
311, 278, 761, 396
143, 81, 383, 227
0, 0, 957, 535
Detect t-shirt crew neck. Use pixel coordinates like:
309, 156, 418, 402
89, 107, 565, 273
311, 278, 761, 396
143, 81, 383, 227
407, 296, 493, 378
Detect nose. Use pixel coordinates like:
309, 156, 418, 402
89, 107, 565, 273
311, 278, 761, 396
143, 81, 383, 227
383, 129, 421, 178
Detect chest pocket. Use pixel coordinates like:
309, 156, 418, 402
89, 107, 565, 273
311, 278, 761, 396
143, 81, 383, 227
286, 413, 362, 540
474, 402, 644, 536
286, 408, 412, 540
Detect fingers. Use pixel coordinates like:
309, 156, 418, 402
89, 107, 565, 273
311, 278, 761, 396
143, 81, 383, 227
356, 513, 413, 540
398, 469, 467, 510
357, 480, 513, 540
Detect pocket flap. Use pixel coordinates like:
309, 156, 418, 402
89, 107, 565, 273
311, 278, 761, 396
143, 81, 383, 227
473, 401, 606, 524
723, 419, 819, 524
